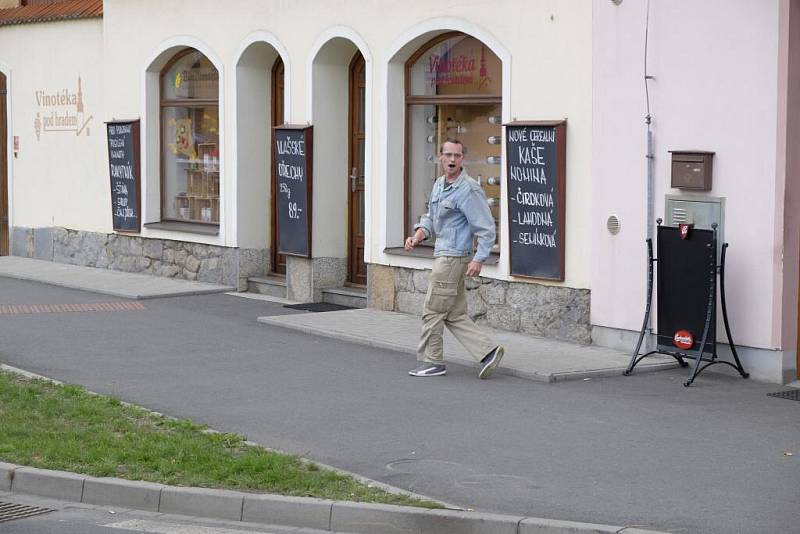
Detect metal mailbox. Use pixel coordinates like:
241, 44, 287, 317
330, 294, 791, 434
670, 151, 714, 190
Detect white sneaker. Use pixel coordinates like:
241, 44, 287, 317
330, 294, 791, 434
408, 363, 446, 377
478, 346, 504, 379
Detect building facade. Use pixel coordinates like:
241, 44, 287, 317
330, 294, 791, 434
0, 0, 798, 384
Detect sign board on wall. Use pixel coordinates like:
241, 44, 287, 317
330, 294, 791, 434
504, 121, 566, 280
105, 120, 141, 233
273, 125, 312, 257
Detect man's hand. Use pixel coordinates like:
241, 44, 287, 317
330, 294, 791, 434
466, 261, 482, 277
405, 230, 425, 251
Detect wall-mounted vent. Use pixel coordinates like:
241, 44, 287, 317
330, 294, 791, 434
606, 215, 621, 235
671, 207, 689, 224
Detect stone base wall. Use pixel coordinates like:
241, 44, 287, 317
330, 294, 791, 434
287, 256, 347, 302
368, 263, 591, 344
11, 226, 268, 290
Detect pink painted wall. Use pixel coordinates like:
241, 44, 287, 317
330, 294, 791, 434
777, 0, 800, 357
592, 0, 781, 349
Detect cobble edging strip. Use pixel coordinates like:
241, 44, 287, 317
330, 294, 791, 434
0, 462, 667, 534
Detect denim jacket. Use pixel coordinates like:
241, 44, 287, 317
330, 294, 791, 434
414, 171, 496, 263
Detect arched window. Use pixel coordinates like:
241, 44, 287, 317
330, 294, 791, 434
160, 49, 220, 225
405, 33, 502, 251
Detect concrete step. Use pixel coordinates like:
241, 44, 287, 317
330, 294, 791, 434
247, 275, 287, 299
322, 286, 367, 309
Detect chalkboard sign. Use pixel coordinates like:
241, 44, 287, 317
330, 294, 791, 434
106, 120, 141, 232
274, 125, 312, 257
505, 121, 566, 280
656, 226, 716, 353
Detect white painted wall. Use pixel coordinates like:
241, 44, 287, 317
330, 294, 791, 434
0, 19, 106, 232
3, 1, 589, 289
235, 41, 279, 250
310, 37, 357, 259
592, 0, 781, 350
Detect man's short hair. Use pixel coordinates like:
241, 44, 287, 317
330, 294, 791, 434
439, 138, 464, 154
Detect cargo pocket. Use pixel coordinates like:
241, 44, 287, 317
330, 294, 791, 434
428, 281, 458, 313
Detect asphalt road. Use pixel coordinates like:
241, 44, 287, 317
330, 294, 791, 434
1, 277, 798, 533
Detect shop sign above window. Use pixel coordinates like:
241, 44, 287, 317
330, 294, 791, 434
408, 35, 501, 97
162, 51, 219, 101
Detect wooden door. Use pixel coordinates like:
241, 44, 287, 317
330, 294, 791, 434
348, 53, 366, 285
0, 72, 8, 256
270, 57, 286, 274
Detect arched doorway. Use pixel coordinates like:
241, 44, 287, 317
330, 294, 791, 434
348, 52, 366, 285
0, 71, 7, 255
271, 57, 286, 275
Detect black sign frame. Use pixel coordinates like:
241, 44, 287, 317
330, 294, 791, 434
105, 119, 141, 233
504, 120, 567, 281
625, 223, 749, 386
273, 124, 313, 258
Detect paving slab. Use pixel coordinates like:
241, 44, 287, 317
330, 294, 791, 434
242, 494, 332, 530
258, 308, 675, 382
159, 486, 244, 522
11, 466, 85, 502
0, 462, 14, 491
82, 477, 163, 511
330, 501, 523, 534
0, 256, 235, 299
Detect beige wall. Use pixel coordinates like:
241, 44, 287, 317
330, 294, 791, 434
100, 0, 593, 286
0, 1, 21, 9
0, 19, 106, 232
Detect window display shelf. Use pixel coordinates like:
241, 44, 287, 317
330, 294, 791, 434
174, 166, 220, 223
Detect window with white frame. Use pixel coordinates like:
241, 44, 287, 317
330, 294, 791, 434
160, 49, 220, 224
405, 33, 502, 251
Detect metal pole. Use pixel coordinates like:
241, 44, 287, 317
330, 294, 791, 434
645, 121, 654, 350
644, 0, 655, 350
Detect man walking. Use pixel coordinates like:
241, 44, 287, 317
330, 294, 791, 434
405, 139, 504, 378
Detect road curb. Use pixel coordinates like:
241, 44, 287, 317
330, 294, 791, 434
0, 462, 668, 533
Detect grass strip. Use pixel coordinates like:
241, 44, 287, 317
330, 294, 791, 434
0, 371, 440, 508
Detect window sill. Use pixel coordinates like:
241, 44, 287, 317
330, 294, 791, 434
383, 246, 500, 265
143, 221, 220, 236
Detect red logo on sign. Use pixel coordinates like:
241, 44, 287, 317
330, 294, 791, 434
679, 224, 692, 239
673, 330, 694, 350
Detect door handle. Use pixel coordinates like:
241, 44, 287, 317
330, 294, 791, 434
350, 167, 358, 192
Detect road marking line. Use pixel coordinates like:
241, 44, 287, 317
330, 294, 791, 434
0, 301, 145, 315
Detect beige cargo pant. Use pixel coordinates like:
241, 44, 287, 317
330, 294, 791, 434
418, 255, 497, 364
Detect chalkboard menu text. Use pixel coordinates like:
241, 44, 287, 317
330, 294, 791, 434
106, 120, 141, 233
505, 121, 566, 280
274, 125, 313, 257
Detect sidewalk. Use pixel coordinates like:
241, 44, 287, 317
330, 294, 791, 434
0, 256, 236, 299
258, 308, 673, 382
1, 256, 675, 383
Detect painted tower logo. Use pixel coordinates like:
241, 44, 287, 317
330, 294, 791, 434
34, 75, 93, 141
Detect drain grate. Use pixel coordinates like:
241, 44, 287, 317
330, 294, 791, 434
0, 501, 54, 523
767, 389, 800, 401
